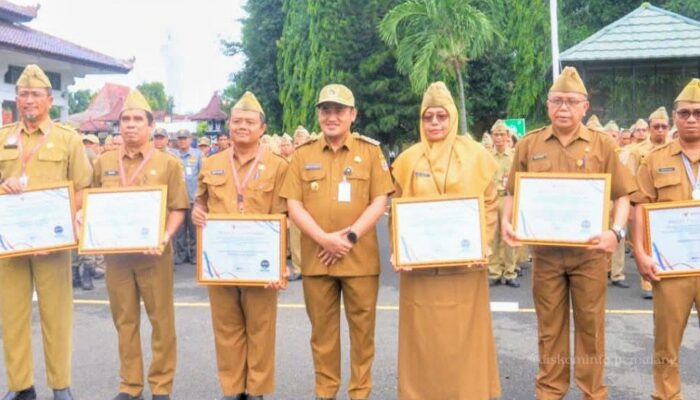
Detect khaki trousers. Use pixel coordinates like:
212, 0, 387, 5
289, 222, 302, 275
651, 276, 700, 400
610, 235, 625, 282
105, 250, 176, 396
208, 285, 278, 396
302, 275, 378, 399
532, 248, 609, 400
0, 251, 73, 391
488, 196, 517, 280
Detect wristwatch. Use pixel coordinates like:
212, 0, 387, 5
347, 230, 358, 244
610, 226, 626, 243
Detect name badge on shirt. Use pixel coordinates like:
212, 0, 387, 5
532, 154, 547, 161
3, 144, 17, 149
657, 167, 675, 174
104, 170, 119, 176
415, 171, 431, 178
304, 163, 321, 171
211, 169, 225, 175
338, 181, 351, 202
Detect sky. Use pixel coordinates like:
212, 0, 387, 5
15, 0, 246, 113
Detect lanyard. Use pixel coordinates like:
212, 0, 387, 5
118, 148, 155, 186
227, 145, 265, 212
13, 121, 53, 179
681, 154, 700, 193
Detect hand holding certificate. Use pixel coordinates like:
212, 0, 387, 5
642, 201, 700, 278
512, 173, 611, 247
197, 214, 287, 286
392, 196, 487, 269
0, 182, 77, 258
79, 186, 167, 255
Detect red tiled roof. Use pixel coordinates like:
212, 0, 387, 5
0, 19, 132, 73
96, 96, 125, 122
79, 119, 112, 133
0, 1, 38, 23
190, 92, 227, 121
68, 83, 129, 124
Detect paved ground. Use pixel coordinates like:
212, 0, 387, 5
1, 216, 699, 399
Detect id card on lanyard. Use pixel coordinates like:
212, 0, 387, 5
12, 122, 53, 187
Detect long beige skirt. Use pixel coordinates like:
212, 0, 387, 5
398, 267, 501, 400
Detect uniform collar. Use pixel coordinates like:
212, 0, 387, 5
322, 132, 354, 152
669, 139, 683, 156
544, 123, 590, 143
122, 143, 154, 159
18, 117, 52, 136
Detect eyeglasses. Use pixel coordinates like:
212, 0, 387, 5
547, 98, 586, 108
651, 124, 669, 130
676, 109, 700, 120
421, 113, 450, 123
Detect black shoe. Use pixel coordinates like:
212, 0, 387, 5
288, 271, 302, 281
489, 278, 500, 287
81, 267, 94, 291
53, 388, 74, 400
247, 396, 263, 400
516, 268, 523, 277
504, 278, 521, 288
152, 395, 171, 400
611, 280, 630, 288
221, 395, 246, 400
112, 393, 143, 400
642, 291, 653, 300
2, 386, 36, 400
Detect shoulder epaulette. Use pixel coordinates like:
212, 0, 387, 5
297, 136, 319, 149
523, 126, 547, 137
355, 133, 380, 146
55, 122, 79, 133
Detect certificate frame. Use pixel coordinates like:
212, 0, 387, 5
642, 200, 700, 278
79, 185, 168, 255
391, 195, 488, 269
0, 181, 77, 258
196, 213, 287, 287
512, 172, 612, 247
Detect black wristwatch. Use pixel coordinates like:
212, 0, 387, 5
347, 230, 358, 244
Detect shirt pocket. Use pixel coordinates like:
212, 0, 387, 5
528, 159, 552, 173
301, 169, 326, 200
346, 166, 370, 203
0, 148, 19, 163
202, 174, 228, 202
652, 172, 683, 202
584, 154, 605, 173
247, 177, 275, 213
36, 148, 66, 181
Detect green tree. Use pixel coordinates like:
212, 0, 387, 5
379, 0, 501, 134
136, 81, 174, 114
222, 0, 284, 131
67, 89, 93, 114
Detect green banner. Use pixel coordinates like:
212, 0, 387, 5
504, 118, 526, 138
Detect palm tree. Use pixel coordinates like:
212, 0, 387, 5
379, 0, 501, 135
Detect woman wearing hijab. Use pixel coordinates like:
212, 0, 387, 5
391, 82, 501, 400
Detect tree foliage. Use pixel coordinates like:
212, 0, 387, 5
136, 81, 174, 114
67, 89, 93, 114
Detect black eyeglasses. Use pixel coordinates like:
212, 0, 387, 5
547, 98, 586, 108
676, 109, 700, 120
651, 124, 669, 130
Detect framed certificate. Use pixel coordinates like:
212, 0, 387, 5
79, 186, 167, 255
0, 182, 77, 258
513, 172, 611, 246
391, 196, 487, 268
642, 200, 700, 278
197, 214, 287, 286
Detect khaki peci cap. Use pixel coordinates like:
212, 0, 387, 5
122, 89, 153, 114
491, 119, 508, 132
198, 137, 211, 146
82, 134, 99, 144
153, 128, 168, 137
16, 64, 52, 89
586, 115, 603, 129
317, 84, 355, 108
549, 66, 588, 96
675, 78, 700, 103
233, 91, 265, 115
648, 107, 669, 121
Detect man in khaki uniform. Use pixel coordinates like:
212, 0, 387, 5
0, 64, 92, 400
280, 84, 393, 400
502, 67, 636, 399
487, 119, 519, 287
624, 107, 670, 299
293, 125, 311, 148
279, 133, 302, 280
153, 128, 170, 152
192, 91, 287, 400
632, 118, 650, 144
631, 78, 700, 400
92, 89, 189, 400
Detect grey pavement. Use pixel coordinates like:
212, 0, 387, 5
1, 216, 699, 399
